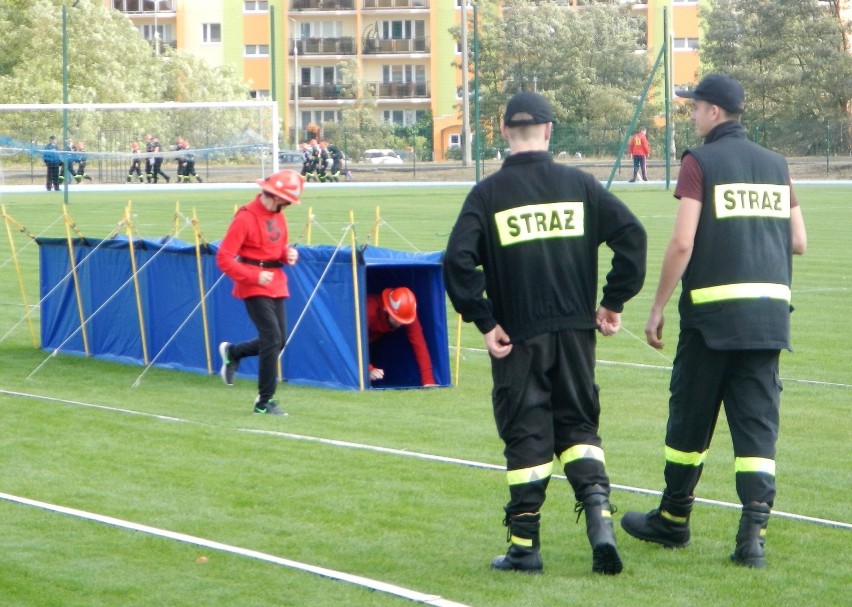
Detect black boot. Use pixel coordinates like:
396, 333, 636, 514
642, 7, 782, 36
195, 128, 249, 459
576, 485, 623, 575
621, 493, 693, 548
730, 502, 770, 568
491, 512, 543, 574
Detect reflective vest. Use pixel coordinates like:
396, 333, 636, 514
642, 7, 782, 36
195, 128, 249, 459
679, 121, 793, 350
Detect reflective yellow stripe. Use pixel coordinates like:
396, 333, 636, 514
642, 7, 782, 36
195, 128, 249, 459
559, 444, 606, 466
735, 457, 776, 476
510, 535, 533, 548
506, 461, 553, 486
690, 283, 791, 305
661, 510, 689, 524
665, 445, 708, 467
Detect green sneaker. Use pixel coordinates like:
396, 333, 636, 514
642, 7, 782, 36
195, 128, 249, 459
253, 399, 286, 416
218, 341, 237, 386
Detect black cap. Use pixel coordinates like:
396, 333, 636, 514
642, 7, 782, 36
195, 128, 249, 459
676, 73, 745, 114
503, 91, 554, 127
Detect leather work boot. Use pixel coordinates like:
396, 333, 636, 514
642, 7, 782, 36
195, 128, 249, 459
730, 502, 771, 568
491, 512, 543, 574
621, 494, 693, 548
576, 485, 623, 575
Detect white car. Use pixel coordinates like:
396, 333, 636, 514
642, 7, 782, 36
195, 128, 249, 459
361, 149, 404, 165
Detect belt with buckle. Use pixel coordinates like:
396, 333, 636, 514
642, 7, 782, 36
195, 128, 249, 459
237, 256, 283, 268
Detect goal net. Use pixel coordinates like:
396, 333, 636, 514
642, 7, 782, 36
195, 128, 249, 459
0, 101, 279, 185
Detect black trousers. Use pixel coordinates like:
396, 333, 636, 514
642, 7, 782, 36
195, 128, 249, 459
45, 165, 60, 190
491, 330, 610, 514
663, 329, 781, 507
230, 296, 287, 405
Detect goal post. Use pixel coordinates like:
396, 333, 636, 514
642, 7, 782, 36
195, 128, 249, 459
0, 100, 280, 184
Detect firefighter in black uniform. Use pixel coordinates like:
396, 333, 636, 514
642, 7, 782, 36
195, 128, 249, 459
73, 141, 93, 183
43, 135, 61, 191
59, 138, 76, 185
620, 74, 808, 568
127, 141, 144, 182
180, 139, 202, 182
174, 137, 187, 181
443, 92, 647, 576
144, 133, 155, 183
150, 136, 170, 183
327, 142, 343, 182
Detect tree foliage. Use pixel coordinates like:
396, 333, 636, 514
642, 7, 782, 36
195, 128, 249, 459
700, 0, 852, 151
459, 0, 653, 146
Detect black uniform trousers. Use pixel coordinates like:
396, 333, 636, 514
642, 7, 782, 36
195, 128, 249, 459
491, 329, 610, 515
664, 328, 780, 508
230, 296, 287, 406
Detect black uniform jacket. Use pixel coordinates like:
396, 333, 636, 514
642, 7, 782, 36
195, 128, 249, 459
444, 150, 647, 343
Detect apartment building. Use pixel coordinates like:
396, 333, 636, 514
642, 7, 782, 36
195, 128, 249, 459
104, 1, 709, 160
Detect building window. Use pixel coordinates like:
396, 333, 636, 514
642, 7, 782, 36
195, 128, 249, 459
245, 44, 270, 56
244, 0, 269, 11
202, 23, 221, 44
382, 110, 423, 126
250, 90, 271, 99
673, 37, 699, 51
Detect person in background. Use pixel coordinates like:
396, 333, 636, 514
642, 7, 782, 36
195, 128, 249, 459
179, 139, 202, 183
366, 286, 436, 386
43, 135, 61, 191
59, 138, 76, 185
619, 73, 807, 569
216, 169, 304, 416
150, 136, 170, 183
127, 141, 144, 183
144, 133, 155, 183
628, 126, 650, 182
73, 141, 93, 183
443, 91, 647, 576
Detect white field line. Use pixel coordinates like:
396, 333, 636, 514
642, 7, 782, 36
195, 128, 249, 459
1, 387, 850, 531
0, 492, 471, 607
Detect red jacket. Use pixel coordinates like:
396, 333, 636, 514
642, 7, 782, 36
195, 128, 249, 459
366, 294, 435, 385
216, 195, 291, 299
628, 132, 650, 157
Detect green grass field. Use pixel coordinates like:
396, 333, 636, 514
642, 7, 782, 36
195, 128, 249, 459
1, 183, 850, 607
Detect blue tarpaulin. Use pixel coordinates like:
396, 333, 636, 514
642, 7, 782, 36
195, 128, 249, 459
38, 238, 450, 390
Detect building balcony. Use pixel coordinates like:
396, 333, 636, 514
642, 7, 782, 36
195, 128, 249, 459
290, 0, 355, 10
363, 0, 430, 8
292, 37, 357, 56
291, 81, 429, 100
362, 36, 430, 54
112, 0, 176, 14
368, 81, 430, 99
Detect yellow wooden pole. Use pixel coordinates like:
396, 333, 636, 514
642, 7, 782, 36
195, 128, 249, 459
192, 208, 213, 374
173, 201, 181, 237
349, 211, 365, 391
63, 205, 90, 355
373, 205, 381, 246
306, 206, 313, 244
454, 313, 463, 387
125, 203, 149, 365
1, 205, 37, 346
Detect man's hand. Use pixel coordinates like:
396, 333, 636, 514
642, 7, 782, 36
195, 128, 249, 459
258, 270, 274, 285
595, 306, 621, 336
645, 308, 665, 349
369, 367, 385, 381
484, 325, 512, 358
286, 246, 299, 265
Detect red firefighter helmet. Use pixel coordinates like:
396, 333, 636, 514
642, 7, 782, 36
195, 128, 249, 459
256, 169, 304, 205
381, 287, 417, 325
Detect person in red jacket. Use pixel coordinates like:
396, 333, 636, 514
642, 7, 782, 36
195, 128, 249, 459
216, 169, 304, 415
366, 287, 436, 386
628, 126, 651, 182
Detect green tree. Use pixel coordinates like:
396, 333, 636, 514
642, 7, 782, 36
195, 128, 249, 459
458, 0, 652, 153
700, 0, 852, 153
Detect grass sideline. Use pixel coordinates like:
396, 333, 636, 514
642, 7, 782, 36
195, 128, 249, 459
0, 184, 850, 607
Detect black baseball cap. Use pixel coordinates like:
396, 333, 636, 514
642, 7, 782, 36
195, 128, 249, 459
676, 73, 745, 114
503, 91, 554, 127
